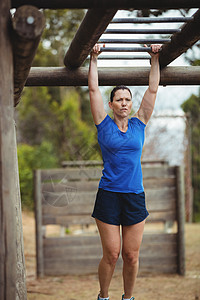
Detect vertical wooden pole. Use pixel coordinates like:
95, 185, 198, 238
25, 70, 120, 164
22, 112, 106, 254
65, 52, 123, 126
185, 113, 193, 222
0, 0, 17, 298
34, 169, 44, 277
14, 124, 27, 299
176, 165, 185, 276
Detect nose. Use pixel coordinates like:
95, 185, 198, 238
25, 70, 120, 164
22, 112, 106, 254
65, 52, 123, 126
122, 99, 126, 106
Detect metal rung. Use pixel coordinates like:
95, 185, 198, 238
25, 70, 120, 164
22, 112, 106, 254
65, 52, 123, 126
97, 55, 150, 60
111, 17, 193, 23
99, 38, 170, 44
105, 28, 181, 34
100, 47, 152, 52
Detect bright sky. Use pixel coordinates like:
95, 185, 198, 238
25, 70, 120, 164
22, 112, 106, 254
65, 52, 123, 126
98, 8, 199, 113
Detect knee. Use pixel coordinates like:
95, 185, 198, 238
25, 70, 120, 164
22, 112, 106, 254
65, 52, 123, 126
103, 249, 120, 266
122, 249, 139, 266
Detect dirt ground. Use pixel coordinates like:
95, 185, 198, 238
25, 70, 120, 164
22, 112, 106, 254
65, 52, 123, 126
22, 211, 200, 300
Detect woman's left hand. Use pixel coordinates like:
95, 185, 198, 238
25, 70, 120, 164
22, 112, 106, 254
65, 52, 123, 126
144, 44, 162, 57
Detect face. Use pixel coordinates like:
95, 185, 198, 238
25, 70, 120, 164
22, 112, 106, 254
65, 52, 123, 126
109, 89, 132, 118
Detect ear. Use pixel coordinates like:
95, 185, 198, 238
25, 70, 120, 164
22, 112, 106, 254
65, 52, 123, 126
108, 101, 113, 110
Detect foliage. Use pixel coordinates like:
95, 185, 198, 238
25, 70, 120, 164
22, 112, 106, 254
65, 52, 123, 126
33, 9, 85, 67
17, 87, 100, 161
17, 142, 59, 209
16, 9, 101, 210
181, 42, 200, 222
185, 44, 200, 67
181, 91, 200, 222
17, 86, 100, 209
17, 86, 53, 145
46, 89, 100, 162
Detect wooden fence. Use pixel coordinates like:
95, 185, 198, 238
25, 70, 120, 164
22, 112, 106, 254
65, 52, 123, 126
34, 161, 185, 277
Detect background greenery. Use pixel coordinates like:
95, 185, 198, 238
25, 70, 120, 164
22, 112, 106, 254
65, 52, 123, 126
15, 9, 200, 221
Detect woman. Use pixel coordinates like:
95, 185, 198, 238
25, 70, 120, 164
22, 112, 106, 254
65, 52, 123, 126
88, 43, 161, 300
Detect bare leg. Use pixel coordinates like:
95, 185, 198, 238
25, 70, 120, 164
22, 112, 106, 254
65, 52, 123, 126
122, 220, 145, 299
95, 219, 121, 298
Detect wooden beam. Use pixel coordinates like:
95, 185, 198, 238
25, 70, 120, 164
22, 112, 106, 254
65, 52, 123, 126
159, 9, 200, 68
176, 166, 185, 275
64, 8, 117, 69
0, 0, 17, 299
11, 0, 200, 9
12, 5, 45, 106
25, 66, 200, 86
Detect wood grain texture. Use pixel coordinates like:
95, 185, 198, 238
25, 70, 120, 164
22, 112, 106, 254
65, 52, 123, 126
26, 66, 200, 86
43, 233, 178, 275
34, 164, 184, 276
12, 5, 45, 106
0, 0, 17, 298
159, 9, 200, 68
64, 8, 117, 68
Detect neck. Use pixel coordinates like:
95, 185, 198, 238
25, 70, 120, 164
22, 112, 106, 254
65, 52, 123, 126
114, 115, 129, 132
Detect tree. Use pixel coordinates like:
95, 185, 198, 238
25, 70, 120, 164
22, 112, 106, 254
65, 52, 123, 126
16, 9, 101, 209
17, 142, 59, 209
181, 91, 200, 221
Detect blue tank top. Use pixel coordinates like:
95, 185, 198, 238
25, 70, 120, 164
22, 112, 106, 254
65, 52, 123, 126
96, 114, 146, 193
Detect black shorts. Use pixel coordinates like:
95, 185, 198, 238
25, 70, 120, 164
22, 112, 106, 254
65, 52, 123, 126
92, 188, 149, 226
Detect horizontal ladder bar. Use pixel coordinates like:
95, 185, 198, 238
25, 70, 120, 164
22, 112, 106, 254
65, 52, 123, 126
97, 55, 150, 60
99, 38, 170, 44
105, 28, 181, 34
111, 17, 193, 23
100, 46, 152, 52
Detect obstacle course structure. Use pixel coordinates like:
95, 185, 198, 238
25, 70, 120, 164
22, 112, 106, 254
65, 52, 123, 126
1, 1, 200, 299
34, 162, 185, 277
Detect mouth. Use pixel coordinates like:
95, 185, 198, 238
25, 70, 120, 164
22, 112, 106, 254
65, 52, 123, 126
121, 109, 128, 111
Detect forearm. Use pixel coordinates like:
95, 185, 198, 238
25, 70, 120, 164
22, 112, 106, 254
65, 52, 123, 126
149, 55, 160, 94
88, 55, 99, 92
88, 48, 106, 124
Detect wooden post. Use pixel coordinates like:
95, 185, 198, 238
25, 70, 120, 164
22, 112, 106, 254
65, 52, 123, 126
185, 113, 193, 222
11, 0, 200, 9
34, 170, 44, 277
176, 165, 185, 276
14, 123, 27, 299
160, 9, 200, 68
12, 5, 45, 106
0, 0, 17, 298
64, 8, 117, 69
25, 66, 200, 86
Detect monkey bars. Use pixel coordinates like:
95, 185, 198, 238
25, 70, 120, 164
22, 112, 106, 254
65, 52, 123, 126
64, 8, 200, 70
64, 8, 117, 69
2, 1, 200, 298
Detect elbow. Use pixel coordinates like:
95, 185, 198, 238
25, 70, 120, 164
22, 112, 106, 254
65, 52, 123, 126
89, 86, 98, 94
88, 78, 99, 93
149, 86, 158, 95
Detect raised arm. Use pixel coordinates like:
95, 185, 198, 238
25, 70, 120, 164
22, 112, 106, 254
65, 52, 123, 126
88, 44, 107, 125
135, 44, 161, 124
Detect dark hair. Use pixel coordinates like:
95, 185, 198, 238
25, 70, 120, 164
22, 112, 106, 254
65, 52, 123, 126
110, 85, 132, 102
